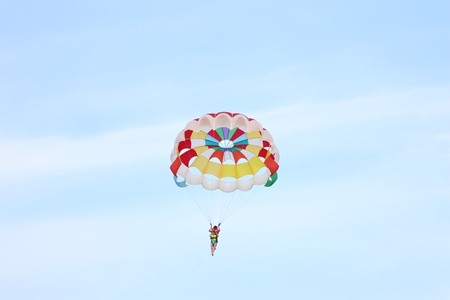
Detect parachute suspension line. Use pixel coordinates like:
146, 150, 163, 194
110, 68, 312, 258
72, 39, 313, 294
222, 196, 238, 222
219, 192, 231, 222
187, 185, 212, 223
186, 185, 229, 224
219, 191, 237, 223
185, 183, 266, 224
204, 188, 216, 223
219, 185, 264, 223
215, 191, 235, 223
208, 188, 228, 224
205, 189, 218, 223
209, 189, 219, 222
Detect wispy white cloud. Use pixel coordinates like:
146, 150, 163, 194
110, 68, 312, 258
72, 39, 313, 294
436, 133, 450, 141
254, 85, 450, 135
1, 85, 448, 181
0, 123, 183, 180
2, 175, 448, 286
0, 201, 205, 282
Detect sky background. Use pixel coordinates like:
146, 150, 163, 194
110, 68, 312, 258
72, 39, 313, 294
1, 1, 449, 299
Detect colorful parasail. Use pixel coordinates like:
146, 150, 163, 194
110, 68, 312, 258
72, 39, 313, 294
170, 112, 280, 193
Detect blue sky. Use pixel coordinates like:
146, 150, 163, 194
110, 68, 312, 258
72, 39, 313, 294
1, 1, 449, 299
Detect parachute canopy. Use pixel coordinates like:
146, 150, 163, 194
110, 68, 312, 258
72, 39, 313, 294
170, 112, 279, 192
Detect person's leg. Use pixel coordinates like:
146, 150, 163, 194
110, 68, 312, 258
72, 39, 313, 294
210, 240, 217, 255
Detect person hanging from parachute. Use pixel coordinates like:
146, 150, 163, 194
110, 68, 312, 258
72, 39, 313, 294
209, 223, 221, 256
170, 112, 280, 256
